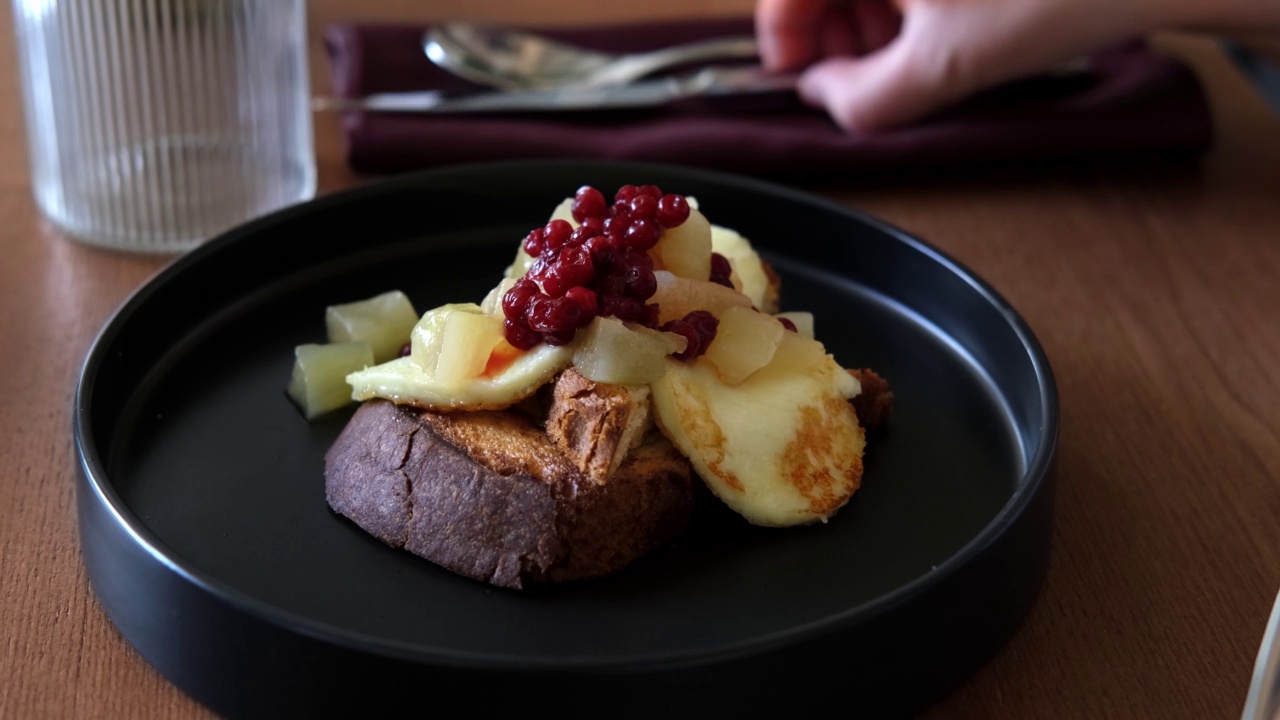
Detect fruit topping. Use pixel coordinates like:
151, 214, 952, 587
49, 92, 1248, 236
325, 290, 419, 363
287, 342, 374, 420
702, 306, 784, 384
709, 252, 733, 288
773, 311, 814, 338
503, 184, 700, 349
662, 310, 719, 362
572, 316, 687, 385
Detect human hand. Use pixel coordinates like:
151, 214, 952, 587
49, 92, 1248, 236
756, 0, 1161, 130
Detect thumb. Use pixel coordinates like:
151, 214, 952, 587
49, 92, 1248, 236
798, 32, 974, 131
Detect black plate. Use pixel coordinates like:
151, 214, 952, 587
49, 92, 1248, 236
76, 161, 1057, 719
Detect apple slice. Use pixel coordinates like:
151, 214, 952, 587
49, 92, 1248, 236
649, 354, 866, 527
348, 303, 574, 410
287, 342, 374, 419
653, 207, 712, 281
325, 291, 418, 363
711, 224, 773, 310
480, 278, 517, 315
572, 316, 687, 385
434, 311, 504, 384
774, 311, 814, 338
651, 271, 753, 325
702, 306, 785, 385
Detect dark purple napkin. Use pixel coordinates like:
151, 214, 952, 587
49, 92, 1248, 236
325, 19, 1213, 177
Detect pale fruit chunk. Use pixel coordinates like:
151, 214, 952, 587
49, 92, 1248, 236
325, 291, 418, 363
755, 332, 861, 400
651, 271, 752, 325
348, 302, 574, 410
548, 197, 576, 225
654, 207, 712, 281
703, 306, 785, 385
348, 344, 573, 411
711, 224, 772, 311
287, 342, 374, 420
774, 311, 814, 338
480, 278, 517, 315
759, 331, 826, 377
650, 354, 866, 527
408, 303, 477, 375
573, 316, 687, 385
434, 311, 504, 384
505, 197, 578, 279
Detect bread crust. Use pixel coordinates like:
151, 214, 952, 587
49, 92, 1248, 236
325, 399, 694, 589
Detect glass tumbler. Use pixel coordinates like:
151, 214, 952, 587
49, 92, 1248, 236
11, 0, 316, 253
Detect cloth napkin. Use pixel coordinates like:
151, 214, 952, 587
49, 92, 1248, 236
324, 19, 1213, 178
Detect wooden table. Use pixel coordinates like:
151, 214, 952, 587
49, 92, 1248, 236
2, 1, 1278, 717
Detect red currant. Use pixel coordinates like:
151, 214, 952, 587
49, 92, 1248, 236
615, 185, 640, 203
778, 317, 798, 333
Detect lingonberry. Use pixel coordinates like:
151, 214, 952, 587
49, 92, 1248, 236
615, 185, 640, 203
503, 318, 541, 350
663, 310, 718, 361
641, 303, 661, 329
628, 194, 657, 221
603, 214, 631, 239
655, 194, 690, 228
709, 252, 733, 287
622, 218, 660, 251
543, 219, 572, 251
564, 227, 592, 247
555, 245, 595, 288
527, 294, 582, 334
502, 277, 540, 321
663, 320, 700, 360
623, 265, 657, 300
523, 228, 545, 256
600, 294, 644, 323
571, 185, 607, 222
564, 286, 598, 327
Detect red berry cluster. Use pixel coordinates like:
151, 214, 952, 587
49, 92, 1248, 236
501, 184, 692, 349
662, 310, 720, 361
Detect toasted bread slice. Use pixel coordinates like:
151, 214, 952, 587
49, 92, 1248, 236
325, 399, 694, 590
545, 369, 653, 484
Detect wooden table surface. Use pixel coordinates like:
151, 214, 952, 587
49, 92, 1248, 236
3, 1, 1278, 717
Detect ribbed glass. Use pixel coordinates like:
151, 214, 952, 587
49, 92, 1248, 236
11, 0, 316, 253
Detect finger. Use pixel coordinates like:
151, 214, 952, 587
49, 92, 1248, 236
798, 38, 967, 131
851, 0, 902, 53
755, 0, 831, 70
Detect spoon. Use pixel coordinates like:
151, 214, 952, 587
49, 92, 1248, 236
424, 22, 760, 90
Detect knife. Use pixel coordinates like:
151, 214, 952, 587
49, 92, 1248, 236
313, 66, 798, 114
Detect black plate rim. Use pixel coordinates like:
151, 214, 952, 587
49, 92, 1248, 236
75, 158, 1059, 671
